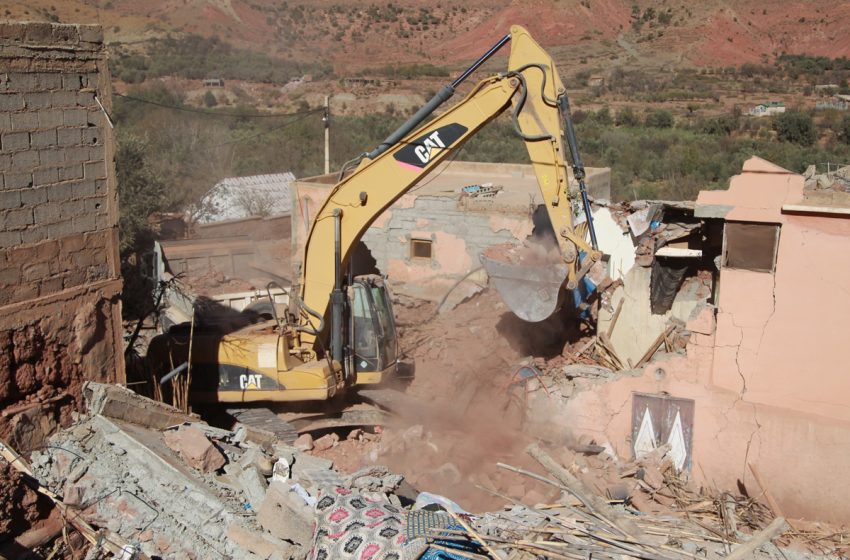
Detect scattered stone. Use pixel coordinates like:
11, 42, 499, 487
347, 428, 364, 441
293, 433, 313, 451
257, 481, 313, 545
240, 446, 274, 477
312, 433, 339, 451
163, 426, 226, 473
237, 464, 268, 511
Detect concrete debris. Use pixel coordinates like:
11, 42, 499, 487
293, 433, 314, 451
311, 432, 338, 451
163, 424, 227, 472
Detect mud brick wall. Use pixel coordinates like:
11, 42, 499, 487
0, 22, 123, 452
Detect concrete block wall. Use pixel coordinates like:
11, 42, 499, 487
0, 22, 123, 452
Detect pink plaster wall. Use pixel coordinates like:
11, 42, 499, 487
557, 158, 850, 523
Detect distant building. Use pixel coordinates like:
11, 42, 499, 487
196, 172, 295, 224
588, 75, 605, 88
202, 78, 225, 88
749, 101, 785, 117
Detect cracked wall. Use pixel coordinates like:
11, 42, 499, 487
0, 23, 123, 453
550, 157, 850, 524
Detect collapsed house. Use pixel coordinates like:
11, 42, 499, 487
532, 157, 850, 524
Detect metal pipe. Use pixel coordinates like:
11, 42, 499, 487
558, 94, 598, 250
365, 32, 512, 160
330, 209, 344, 363
159, 362, 188, 385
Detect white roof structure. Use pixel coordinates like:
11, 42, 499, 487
196, 172, 295, 223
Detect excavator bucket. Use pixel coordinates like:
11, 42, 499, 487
480, 242, 568, 323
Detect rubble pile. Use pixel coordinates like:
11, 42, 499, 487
2, 381, 846, 560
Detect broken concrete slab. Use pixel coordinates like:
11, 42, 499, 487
163, 425, 226, 473
227, 523, 306, 560
256, 481, 313, 545
83, 381, 198, 430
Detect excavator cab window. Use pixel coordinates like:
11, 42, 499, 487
350, 279, 398, 374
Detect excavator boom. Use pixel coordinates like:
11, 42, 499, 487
299, 26, 600, 350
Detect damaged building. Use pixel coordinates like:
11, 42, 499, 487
2, 19, 850, 560
534, 157, 850, 524
0, 22, 123, 453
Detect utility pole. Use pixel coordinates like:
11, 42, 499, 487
323, 95, 330, 175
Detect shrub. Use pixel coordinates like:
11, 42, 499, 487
644, 109, 674, 128
773, 111, 816, 145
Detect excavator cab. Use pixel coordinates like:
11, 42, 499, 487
348, 275, 398, 384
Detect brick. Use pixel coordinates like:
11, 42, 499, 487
61, 74, 85, 91
10, 150, 39, 172
51, 90, 77, 107
84, 160, 106, 179
78, 25, 103, 43
72, 179, 96, 198
0, 94, 24, 111
0, 189, 21, 209
7, 74, 37, 92
73, 213, 96, 233
63, 108, 88, 126
22, 23, 54, 44
51, 25, 79, 45
10, 112, 39, 131
24, 92, 53, 110
47, 219, 75, 238
3, 172, 32, 189
0, 23, 26, 43
64, 146, 89, 163
84, 197, 106, 215
0, 265, 22, 286
22, 261, 50, 282
86, 263, 110, 281
0, 114, 11, 132
4, 207, 34, 229
86, 110, 104, 128
30, 129, 57, 149
76, 91, 95, 107
94, 179, 107, 196
39, 274, 63, 294
21, 186, 48, 205
0, 154, 10, 172
60, 198, 85, 220
48, 182, 74, 202
38, 148, 65, 166
38, 109, 64, 129
0, 230, 21, 248
81, 127, 101, 146
57, 164, 83, 181
57, 127, 82, 147
88, 145, 105, 162
34, 201, 62, 224
95, 214, 111, 230
2, 131, 29, 152
163, 426, 226, 472
32, 168, 58, 187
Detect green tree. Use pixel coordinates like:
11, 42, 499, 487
203, 90, 218, 107
839, 115, 850, 145
615, 106, 639, 127
773, 110, 816, 145
115, 133, 167, 255
645, 109, 674, 128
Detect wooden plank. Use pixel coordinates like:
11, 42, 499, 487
725, 517, 789, 560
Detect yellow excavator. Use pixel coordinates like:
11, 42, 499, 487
150, 25, 603, 406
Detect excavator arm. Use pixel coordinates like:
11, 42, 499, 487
298, 25, 601, 353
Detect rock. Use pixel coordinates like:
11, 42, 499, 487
163, 426, 226, 473
257, 481, 313, 545
293, 433, 313, 451
238, 465, 269, 511
240, 446, 274, 477
227, 523, 303, 560
347, 428, 363, 441
313, 433, 339, 451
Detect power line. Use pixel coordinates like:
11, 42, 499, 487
205, 109, 319, 148
114, 92, 323, 119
